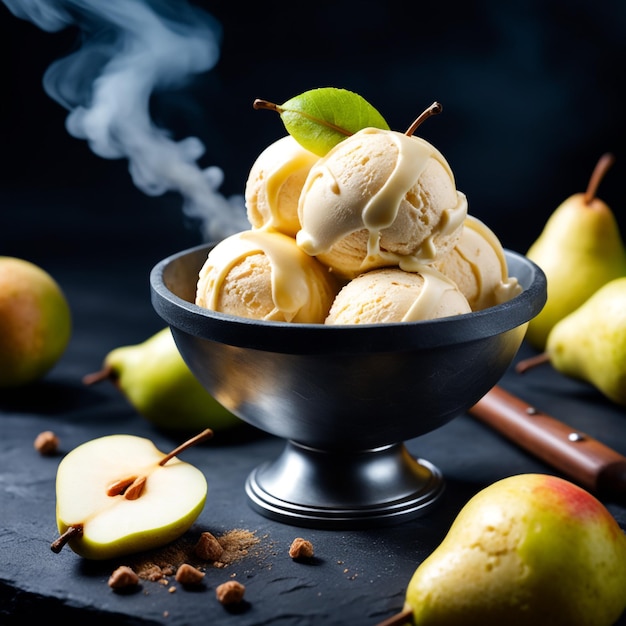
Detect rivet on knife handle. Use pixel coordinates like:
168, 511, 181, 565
469, 386, 626, 501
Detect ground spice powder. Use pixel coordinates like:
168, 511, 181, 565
126, 528, 261, 581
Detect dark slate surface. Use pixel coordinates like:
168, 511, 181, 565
1, 188, 626, 625
2, 3, 626, 622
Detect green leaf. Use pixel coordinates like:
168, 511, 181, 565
257, 88, 390, 157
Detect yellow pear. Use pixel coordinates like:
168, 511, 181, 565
543, 277, 626, 406
84, 328, 241, 432
384, 474, 626, 626
525, 154, 626, 350
0, 256, 72, 388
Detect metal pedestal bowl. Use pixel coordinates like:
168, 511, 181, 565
150, 243, 546, 528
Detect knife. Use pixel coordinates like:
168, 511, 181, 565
469, 385, 626, 501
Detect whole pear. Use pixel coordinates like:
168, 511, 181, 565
400, 474, 626, 626
84, 327, 241, 432
0, 256, 71, 388
543, 276, 626, 406
525, 154, 626, 350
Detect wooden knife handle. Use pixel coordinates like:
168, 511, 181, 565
469, 386, 626, 500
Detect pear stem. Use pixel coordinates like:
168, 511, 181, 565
51, 525, 83, 553
253, 98, 282, 114
159, 428, 214, 466
82, 365, 115, 385
405, 102, 443, 137
376, 605, 413, 626
584, 152, 614, 205
515, 352, 551, 374
253, 97, 353, 138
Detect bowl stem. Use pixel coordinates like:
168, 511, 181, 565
244, 440, 445, 528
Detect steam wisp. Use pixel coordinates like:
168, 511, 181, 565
3, 0, 248, 240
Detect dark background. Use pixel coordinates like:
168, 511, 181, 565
1, 0, 625, 259
2, 4, 626, 623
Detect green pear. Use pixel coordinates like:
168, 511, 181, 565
0, 256, 71, 387
84, 328, 241, 432
525, 153, 626, 350
51, 430, 211, 560
543, 276, 626, 406
392, 474, 626, 626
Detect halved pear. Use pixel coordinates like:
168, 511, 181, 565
53, 433, 208, 560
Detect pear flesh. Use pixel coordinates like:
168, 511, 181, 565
405, 473, 626, 626
55, 434, 207, 560
547, 276, 626, 406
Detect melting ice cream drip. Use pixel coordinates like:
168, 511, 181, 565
2, 0, 248, 240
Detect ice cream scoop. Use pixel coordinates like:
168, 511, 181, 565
196, 229, 339, 323
435, 215, 522, 311
296, 127, 467, 279
245, 135, 319, 237
325, 266, 471, 325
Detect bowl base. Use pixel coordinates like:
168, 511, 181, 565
245, 440, 445, 529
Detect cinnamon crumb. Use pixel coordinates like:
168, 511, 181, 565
126, 528, 262, 581
108, 565, 139, 589
213, 529, 260, 567
194, 531, 224, 561
289, 537, 314, 560
216, 580, 245, 605
175, 563, 205, 586
142, 565, 166, 582
34, 431, 59, 456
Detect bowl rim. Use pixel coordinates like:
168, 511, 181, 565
150, 242, 546, 355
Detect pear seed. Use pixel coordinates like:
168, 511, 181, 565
124, 475, 147, 500
106, 476, 138, 497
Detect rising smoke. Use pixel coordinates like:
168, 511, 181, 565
3, 0, 248, 240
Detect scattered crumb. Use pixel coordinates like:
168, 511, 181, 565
214, 528, 261, 567
175, 563, 205, 586
194, 531, 224, 561
108, 565, 139, 590
125, 528, 262, 582
216, 580, 245, 605
34, 430, 59, 456
289, 537, 314, 560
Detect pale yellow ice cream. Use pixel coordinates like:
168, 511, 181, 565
245, 135, 319, 237
296, 127, 467, 279
196, 229, 339, 323
435, 215, 522, 311
325, 266, 471, 325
